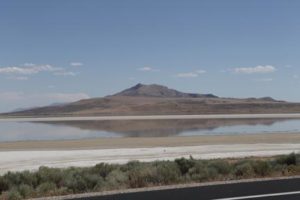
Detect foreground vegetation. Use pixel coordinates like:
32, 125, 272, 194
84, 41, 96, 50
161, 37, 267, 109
1, 153, 300, 200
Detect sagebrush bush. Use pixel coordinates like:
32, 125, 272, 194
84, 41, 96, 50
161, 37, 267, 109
18, 184, 34, 198
252, 161, 271, 176
276, 153, 297, 166
175, 157, 196, 175
1, 153, 300, 200
155, 161, 181, 184
234, 162, 254, 178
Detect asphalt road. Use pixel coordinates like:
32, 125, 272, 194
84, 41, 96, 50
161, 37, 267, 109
2, 113, 300, 122
68, 177, 300, 200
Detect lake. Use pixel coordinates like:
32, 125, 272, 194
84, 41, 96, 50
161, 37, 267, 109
1, 118, 300, 142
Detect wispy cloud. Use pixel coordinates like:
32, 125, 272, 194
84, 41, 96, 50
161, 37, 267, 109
0, 64, 61, 75
175, 69, 206, 78
234, 65, 276, 74
70, 62, 83, 67
0, 63, 77, 79
293, 75, 299, 79
176, 72, 199, 78
7, 76, 29, 81
196, 70, 206, 74
54, 71, 77, 76
137, 67, 160, 72
254, 78, 273, 82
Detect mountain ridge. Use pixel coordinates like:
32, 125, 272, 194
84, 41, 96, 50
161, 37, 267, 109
2, 83, 299, 117
111, 83, 218, 98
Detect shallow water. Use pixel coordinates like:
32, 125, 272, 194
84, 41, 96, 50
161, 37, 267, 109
0, 118, 300, 142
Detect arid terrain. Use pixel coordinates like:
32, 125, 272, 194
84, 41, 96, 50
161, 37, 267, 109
3, 83, 300, 117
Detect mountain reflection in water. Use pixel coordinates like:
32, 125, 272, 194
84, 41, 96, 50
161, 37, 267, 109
37, 118, 294, 137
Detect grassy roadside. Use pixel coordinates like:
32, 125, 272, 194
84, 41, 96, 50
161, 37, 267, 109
0, 153, 299, 200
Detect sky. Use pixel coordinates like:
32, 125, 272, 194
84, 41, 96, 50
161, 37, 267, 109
0, 0, 300, 112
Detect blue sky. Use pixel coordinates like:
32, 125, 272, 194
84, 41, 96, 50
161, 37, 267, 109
0, 0, 300, 112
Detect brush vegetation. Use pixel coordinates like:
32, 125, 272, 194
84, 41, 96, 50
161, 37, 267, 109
0, 153, 300, 200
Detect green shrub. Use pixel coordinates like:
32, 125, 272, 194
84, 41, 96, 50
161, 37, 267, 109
234, 162, 254, 178
155, 161, 181, 184
0, 153, 300, 200
7, 188, 22, 200
105, 169, 128, 189
63, 174, 87, 193
128, 166, 156, 188
82, 173, 100, 189
93, 178, 105, 192
0, 176, 9, 194
276, 153, 297, 166
36, 182, 57, 196
252, 161, 271, 176
188, 162, 210, 182
94, 163, 117, 178
18, 184, 34, 198
175, 158, 196, 175
208, 160, 232, 175
19, 171, 38, 188
36, 167, 63, 187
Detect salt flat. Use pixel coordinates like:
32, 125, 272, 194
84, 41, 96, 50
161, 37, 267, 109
1, 143, 299, 174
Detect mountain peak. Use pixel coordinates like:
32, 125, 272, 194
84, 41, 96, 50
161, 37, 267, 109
112, 83, 218, 98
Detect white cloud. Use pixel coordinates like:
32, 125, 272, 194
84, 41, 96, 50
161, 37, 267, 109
54, 71, 77, 76
176, 72, 199, 78
293, 75, 299, 79
70, 62, 83, 67
234, 65, 276, 74
196, 70, 206, 74
254, 78, 273, 82
138, 67, 152, 71
23, 63, 36, 67
7, 76, 29, 81
0, 63, 80, 79
137, 67, 160, 72
176, 69, 206, 78
0, 64, 62, 75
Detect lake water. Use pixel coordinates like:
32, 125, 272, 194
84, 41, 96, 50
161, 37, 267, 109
1, 118, 300, 142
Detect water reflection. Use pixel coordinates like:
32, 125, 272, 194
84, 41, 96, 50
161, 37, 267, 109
37, 118, 298, 137
0, 118, 300, 142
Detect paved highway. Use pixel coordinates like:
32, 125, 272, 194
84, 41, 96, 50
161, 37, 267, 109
66, 177, 300, 200
2, 113, 300, 122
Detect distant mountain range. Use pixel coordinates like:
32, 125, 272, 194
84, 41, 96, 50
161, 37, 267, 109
3, 83, 300, 117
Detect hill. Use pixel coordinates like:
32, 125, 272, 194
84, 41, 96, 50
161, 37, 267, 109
112, 83, 217, 98
3, 83, 300, 117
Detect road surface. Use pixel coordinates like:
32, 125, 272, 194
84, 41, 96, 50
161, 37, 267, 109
63, 177, 300, 200
2, 113, 300, 122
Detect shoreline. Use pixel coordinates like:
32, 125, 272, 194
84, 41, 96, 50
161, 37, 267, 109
1, 143, 299, 174
1, 133, 300, 151
2, 113, 300, 122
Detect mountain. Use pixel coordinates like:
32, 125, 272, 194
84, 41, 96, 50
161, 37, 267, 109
112, 83, 218, 98
2, 83, 300, 117
10, 102, 69, 113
